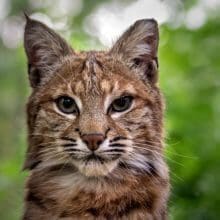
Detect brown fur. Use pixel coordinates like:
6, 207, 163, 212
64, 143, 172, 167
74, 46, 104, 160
23, 16, 169, 220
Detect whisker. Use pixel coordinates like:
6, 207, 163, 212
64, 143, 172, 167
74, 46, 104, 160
131, 139, 162, 145
61, 137, 76, 142
38, 148, 58, 155
133, 142, 197, 159
165, 151, 197, 159
30, 133, 59, 138
101, 149, 125, 153
124, 158, 161, 184
133, 140, 161, 146
64, 147, 87, 154
132, 145, 162, 153
64, 148, 83, 152
132, 146, 184, 167
122, 151, 183, 183
63, 143, 77, 147
30, 134, 77, 142
109, 143, 126, 148
110, 136, 127, 142
133, 141, 159, 146
38, 149, 62, 157
40, 152, 66, 162
36, 143, 61, 151
37, 141, 60, 146
132, 143, 162, 152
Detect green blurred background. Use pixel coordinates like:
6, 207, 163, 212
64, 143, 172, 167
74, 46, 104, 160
0, 0, 219, 219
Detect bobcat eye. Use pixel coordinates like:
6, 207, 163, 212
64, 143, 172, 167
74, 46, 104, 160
56, 96, 79, 114
110, 96, 133, 113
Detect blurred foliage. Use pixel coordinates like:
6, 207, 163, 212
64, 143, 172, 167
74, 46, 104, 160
0, 0, 219, 219
160, 18, 220, 219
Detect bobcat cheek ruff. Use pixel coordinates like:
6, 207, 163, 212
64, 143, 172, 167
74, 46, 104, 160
23, 16, 169, 219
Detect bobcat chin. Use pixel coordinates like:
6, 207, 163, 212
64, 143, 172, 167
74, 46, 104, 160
23, 15, 169, 220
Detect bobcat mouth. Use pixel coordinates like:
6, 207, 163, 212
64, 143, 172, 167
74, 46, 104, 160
85, 153, 105, 164
75, 153, 119, 177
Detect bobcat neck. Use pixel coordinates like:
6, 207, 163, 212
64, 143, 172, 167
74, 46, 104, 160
24, 164, 169, 219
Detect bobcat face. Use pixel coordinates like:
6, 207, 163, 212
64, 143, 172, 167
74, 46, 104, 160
24, 17, 165, 178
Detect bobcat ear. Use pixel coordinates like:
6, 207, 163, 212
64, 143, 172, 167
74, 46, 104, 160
110, 19, 159, 84
24, 15, 74, 88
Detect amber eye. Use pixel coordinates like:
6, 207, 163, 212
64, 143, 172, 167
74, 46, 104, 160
56, 96, 79, 114
110, 96, 133, 113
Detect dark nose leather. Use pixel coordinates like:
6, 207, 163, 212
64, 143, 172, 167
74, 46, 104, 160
82, 133, 104, 151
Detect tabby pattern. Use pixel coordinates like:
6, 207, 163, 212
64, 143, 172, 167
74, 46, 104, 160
23, 15, 169, 220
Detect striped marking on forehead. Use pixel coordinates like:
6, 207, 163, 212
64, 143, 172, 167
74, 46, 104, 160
75, 81, 85, 94
78, 53, 104, 95
112, 80, 136, 94
85, 53, 103, 75
100, 79, 112, 93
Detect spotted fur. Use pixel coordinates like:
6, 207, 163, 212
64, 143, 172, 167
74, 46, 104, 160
23, 16, 169, 220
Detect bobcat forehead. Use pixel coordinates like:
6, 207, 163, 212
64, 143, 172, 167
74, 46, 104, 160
112, 81, 136, 94
100, 79, 111, 93
85, 52, 103, 73
59, 55, 140, 98
75, 81, 85, 94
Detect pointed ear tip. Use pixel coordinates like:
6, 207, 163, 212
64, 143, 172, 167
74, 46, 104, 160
23, 13, 41, 27
23, 11, 29, 19
23, 12, 33, 29
135, 18, 158, 28
23, 11, 32, 23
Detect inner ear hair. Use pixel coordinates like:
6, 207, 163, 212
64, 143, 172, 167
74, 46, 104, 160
28, 64, 41, 88
132, 57, 158, 84
24, 15, 74, 88
110, 19, 159, 84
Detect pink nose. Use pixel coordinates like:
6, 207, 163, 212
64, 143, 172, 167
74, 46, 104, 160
81, 134, 104, 151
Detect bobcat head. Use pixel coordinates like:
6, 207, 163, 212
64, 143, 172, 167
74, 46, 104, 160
23, 16, 166, 178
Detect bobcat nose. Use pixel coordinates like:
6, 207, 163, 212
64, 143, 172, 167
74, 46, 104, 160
81, 133, 104, 151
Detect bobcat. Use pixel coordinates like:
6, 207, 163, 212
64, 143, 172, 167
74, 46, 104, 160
23, 15, 169, 220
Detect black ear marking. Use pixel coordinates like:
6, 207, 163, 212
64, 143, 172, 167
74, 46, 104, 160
133, 58, 143, 67
144, 59, 158, 83
28, 64, 41, 88
131, 57, 158, 83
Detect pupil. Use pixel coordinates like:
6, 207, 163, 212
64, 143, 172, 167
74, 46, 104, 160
117, 98, 126, 107
63, 98, 72, 108
109, 96, 133, 113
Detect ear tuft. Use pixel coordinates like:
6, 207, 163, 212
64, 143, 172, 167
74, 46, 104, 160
110, 19, 159, 84
24, 17, 74, 88
23, 11, 30, 21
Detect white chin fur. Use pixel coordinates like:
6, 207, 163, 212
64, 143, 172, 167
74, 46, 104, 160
76, 160, 118, 177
